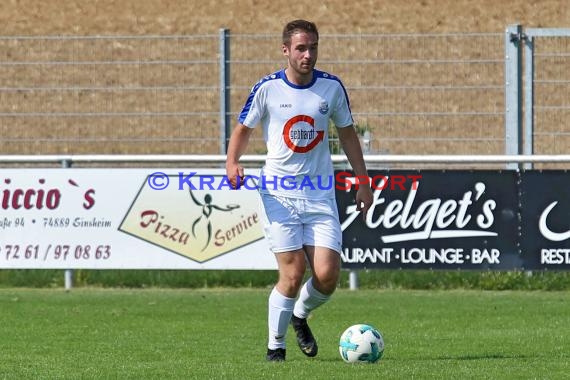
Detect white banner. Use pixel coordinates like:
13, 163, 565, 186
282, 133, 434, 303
0, 168, 276, 269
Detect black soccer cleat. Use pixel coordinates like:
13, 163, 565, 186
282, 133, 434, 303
291, 315, 318, 357
266, 348, 286, 362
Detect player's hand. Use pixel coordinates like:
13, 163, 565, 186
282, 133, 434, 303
355, 183, 373, 221
226, 162, 244, 189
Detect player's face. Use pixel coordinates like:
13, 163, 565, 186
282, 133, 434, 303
283, 31, 318, 81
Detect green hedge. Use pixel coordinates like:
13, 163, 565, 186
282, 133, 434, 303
3, 269, 570, 290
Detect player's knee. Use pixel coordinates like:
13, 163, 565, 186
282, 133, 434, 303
312, 273, 339, 295
312, 262, 340, 294
278, 271, 304, 295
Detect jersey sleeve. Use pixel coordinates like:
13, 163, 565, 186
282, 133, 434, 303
238, 81, 267, 128
331, 80, 354, 128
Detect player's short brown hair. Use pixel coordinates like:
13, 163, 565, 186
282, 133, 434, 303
282, 20, 319, 46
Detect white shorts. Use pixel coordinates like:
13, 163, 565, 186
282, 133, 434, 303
259, 193, 342, 254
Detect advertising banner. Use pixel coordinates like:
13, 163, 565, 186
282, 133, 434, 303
0, 169, 275, 269
336, 170, 521, 269
520, 171, 570, 269
0, 167, 567, 271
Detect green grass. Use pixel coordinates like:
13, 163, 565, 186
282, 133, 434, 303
1, 288, 569, 380
5, 269, 570, 290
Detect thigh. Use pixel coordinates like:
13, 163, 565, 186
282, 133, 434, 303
275, 247, 307, 273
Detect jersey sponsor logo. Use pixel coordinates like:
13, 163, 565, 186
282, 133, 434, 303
282, 115, 324, 153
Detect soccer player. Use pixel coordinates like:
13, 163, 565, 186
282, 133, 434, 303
225, 19, 373, 362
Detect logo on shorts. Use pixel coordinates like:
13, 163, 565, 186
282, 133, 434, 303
282, 114, 324, 153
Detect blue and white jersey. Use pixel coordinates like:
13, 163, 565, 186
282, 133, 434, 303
238, 69, 353, 200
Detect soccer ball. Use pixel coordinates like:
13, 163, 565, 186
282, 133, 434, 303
339, 324, 384, 363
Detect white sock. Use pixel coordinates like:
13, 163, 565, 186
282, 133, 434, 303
267, 287, 295, 350
293, 277, 330, 319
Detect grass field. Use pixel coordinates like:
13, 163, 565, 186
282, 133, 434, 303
1, 288, 569, 379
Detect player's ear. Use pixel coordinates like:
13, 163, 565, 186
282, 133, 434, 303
282, 44, 288, 56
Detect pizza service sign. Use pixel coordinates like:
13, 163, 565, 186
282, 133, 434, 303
119, 173, 264, 263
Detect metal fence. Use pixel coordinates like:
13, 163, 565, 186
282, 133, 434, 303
0, 32, 506, 159
0, 35, 221, 155
523, 28, 570, 162
230, 32, 506, 159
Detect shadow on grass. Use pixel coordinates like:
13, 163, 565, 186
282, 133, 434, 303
271, 351, 556, 364
436, 353, 530, 361
366, 353, 539, 362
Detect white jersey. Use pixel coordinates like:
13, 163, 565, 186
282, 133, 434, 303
238, 69, 353, 200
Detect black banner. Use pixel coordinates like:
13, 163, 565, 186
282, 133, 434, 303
336, 170, 521, 270
520, 171, 570, 269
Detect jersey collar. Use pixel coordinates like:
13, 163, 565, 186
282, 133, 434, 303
279, 69, 317, 89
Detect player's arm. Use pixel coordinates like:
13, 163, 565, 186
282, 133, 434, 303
337, 125, 373, 218
226, 123, 254, 189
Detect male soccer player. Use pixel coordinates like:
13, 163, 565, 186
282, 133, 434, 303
226, 19, 373, 361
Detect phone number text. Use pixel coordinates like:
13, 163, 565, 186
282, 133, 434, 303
1, 244, 112, 261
